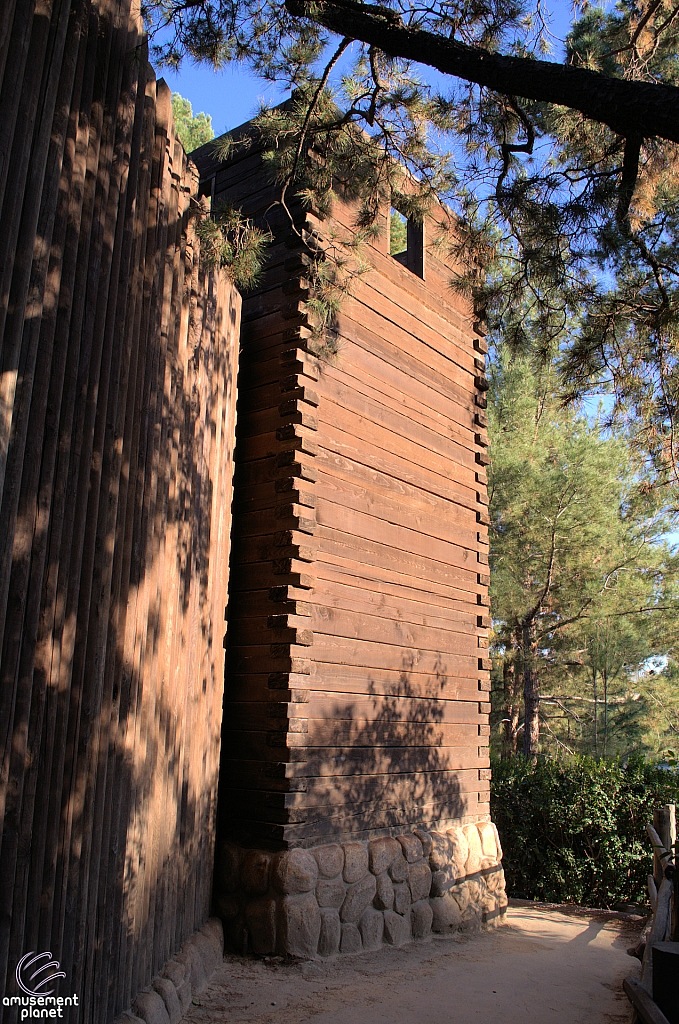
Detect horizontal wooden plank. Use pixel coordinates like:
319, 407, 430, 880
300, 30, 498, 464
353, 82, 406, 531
222, 728, 489, 763
347, 272, 473, 377
225, 794, 487, 833
228, 532, 317, 566
316, 494, 478, 575
225, 801, 491, 846
314, 548, 483, 610
235, 379, 319, 421
228, 716, 483, 741
318, 422, 474, 510
224, 667, 486, 703
315, 462, 478, 552
303, 720, 481, 746
233, 486, 316, 517
228, 695, 483, 730
266, 782, 491, 813
316, 525, 484, 599
317, 396, 476, 490
310, 585, 481, 639
315, 443, 480, 530
307, 604, 480, 658
239, 310, 312, 358
319, 360, 477, 464
228, 561, 314, 594
304, 693, 483, 721
233, 590, 308, 618
233, 451, 318, 490
227, 644, 314, 676
228, 774, 490, 812
236, 401, 319, 440
235, 352, 285, 391
312, 564, 484, 629
234, 425, 318, 464
220, 757, 485, 785
329, 305, 473, 411
232, 506, 316, 540
321, 352, 475, 455
233, 614, 312, 647
309, 632, 480, 676
238, 305, 321, 358
225, 789, 480, 821
307, 664, 486, 700
320, 330, 472, 435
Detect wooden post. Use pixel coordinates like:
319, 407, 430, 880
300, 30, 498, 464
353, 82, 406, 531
653, 943, 679, 1023
653, 805, 676, 887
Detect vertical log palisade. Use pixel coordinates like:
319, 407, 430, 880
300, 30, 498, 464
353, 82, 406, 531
0, 2, 239, 1019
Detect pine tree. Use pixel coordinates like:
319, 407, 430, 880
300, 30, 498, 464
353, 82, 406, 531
488, 353, 672, 757
171, 92, 215, 152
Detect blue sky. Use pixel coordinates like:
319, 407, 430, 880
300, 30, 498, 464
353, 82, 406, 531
157, 62, 288, 136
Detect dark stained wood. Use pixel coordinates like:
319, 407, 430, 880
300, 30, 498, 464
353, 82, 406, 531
0, 9, 240, 1016
623, 977, 672, 1024
214, 128, 491, 849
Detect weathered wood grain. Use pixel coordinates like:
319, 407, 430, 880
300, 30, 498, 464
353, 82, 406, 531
215, 138, 489, 848
0, 10, 239, 1016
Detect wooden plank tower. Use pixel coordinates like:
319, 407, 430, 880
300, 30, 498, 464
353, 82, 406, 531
193, 123, 507, 958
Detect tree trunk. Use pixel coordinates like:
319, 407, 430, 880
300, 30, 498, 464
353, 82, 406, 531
522, 618, 540, 758
593, 669, 598, 757
603, 670, 608, 757
286, 0, 679, 143
502, 652, 520, 758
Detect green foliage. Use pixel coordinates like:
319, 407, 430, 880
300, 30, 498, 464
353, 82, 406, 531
171, 92, 214, 152
623, 660, 679, 757
491, 754, 679, 907
389, 209, 407, 255
488, 350, 675, 755
490, 356, 636, 632
196, 202, 270, 288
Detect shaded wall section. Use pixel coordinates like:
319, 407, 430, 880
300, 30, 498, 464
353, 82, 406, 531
194, 130, 491, 851
0, 3, 239, 1018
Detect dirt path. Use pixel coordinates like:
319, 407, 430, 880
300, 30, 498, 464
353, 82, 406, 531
184, 903, 643, 1024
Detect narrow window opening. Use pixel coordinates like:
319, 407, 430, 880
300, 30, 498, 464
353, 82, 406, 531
390, 208, 407, 257
198, 175, 215, 205
389, 206, 424, 278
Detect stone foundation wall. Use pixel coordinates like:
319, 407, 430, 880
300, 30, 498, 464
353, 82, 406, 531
214, 822, 507, 958
113, 919, 225, 1024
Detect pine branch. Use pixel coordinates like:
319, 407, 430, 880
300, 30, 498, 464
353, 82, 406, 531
285, 0, 679, 142
615, 135, 642, 232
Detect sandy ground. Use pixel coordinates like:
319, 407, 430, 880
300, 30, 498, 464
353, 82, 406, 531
184, 902, 644, 1024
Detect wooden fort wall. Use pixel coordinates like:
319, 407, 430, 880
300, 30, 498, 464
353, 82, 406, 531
195, 135, 492, 852
0, 3, 239, 1017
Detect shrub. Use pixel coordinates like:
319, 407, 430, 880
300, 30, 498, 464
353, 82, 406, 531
490, 754, 679, 908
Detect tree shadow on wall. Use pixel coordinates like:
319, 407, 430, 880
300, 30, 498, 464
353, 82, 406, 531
300, 650, 467, 841
221, 648, 468, 848
0, 246, 236, 1024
